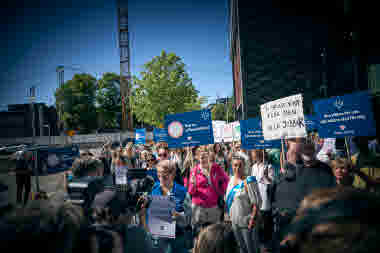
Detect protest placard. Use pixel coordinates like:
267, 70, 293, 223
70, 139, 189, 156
212, 121, 226, 143
115, 165, 128, 185
304, 115, 320, 132
135, 129, 146, 145
153, 128, 168, 143
260, 94, 306, 140
313, 91, 376, 138
240, 118, 281, 150
165, 109, 214, 148
147, 195, 176, 238
231, 121, 241, 142
222, 123, 234, 143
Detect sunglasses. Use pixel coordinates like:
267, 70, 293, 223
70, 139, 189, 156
158, 153, 168, 157
148, 159, 155, 162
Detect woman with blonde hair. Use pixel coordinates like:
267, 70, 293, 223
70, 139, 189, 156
140, 159, 191, 253
226, 155, 261, 253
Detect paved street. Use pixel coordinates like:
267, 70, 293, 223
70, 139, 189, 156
0, 157, 67, 205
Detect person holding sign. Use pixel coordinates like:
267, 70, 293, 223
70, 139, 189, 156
140, 160, 192, 253
272, 143, 336, 252
225, 155, 261, 253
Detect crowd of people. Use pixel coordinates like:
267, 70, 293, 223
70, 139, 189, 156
1, 132, 380, 253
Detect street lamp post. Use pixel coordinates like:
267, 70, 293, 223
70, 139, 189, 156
44, 124, 51, 145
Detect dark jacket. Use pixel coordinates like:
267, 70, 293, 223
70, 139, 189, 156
273, 162, 336, 212
15, 158, 32, 175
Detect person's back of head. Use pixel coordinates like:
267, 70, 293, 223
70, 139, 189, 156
193, 222, 238, 253
0, 199, 86, 253
281, 187, 380, 253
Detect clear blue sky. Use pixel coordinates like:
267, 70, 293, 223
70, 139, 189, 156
0, 0, 232, 109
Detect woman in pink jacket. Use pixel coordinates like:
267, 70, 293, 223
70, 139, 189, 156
188, 148, 229, 235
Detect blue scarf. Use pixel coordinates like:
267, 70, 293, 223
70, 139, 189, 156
226, 176, 257, 214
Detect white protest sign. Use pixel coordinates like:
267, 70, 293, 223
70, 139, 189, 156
223, 123, 234, 142
260, 94, 306, 140
231, 121, 241, 142
115, 165, 128, 185
212, 121, 226, 143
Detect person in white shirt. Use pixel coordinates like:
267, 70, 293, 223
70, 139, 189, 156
250, 149, 275, 251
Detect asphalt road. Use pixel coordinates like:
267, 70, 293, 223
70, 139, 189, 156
0, 157, 67, 205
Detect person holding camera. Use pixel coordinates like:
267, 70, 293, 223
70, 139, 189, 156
140, 159, 192, 253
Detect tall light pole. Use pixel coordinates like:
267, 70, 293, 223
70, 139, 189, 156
29, 86, 37, 144
44, 124, 51, 144
56, 64, 84, 135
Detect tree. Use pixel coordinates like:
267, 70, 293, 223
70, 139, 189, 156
55, 73, 97, 133
132, 50, 202, 127
95, 72, 122, 129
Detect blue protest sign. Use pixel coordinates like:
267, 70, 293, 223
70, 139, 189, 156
36, 145, 80, 175
313, 91, 376, 138
304, 115, 320, 132
135, 128, 146, 145
240, 118, 281, 150
153, 128, 168, 143
165, 109, 214, 148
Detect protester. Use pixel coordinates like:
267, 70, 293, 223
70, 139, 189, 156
193, 222, 238, 253
14, 150, 33, 207
272, 142, 336, 251
250, 149, 275, 251
145, 152, 159, 183
122, 142, 137, 168
212, 143, 229, 173
188, 149, 229, 234
0, 199, 87, 253
225, 155, 261, 253
351, 136, 380, 194
140, 150, 149, 169
140, 160, 191, 253
100, 142, 112, 175
157, 146, 184, 185
280, 187, 380, 253
266, 148, 282, 181
183, 146, 201, 188
330, 157, 354, 186
170, 148, 184, 173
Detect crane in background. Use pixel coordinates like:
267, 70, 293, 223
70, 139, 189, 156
117, 0, 133, 131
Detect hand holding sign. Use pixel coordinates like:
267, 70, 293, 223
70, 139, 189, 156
260, 94, 306, 140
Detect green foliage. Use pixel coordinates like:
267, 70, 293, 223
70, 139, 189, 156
132, 50, 202, 127
211, 96, 235, 122
55, 73, 98, 133
95, 72, 122, 129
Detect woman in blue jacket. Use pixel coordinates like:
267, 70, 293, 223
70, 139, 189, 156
140, 159, 191, 253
